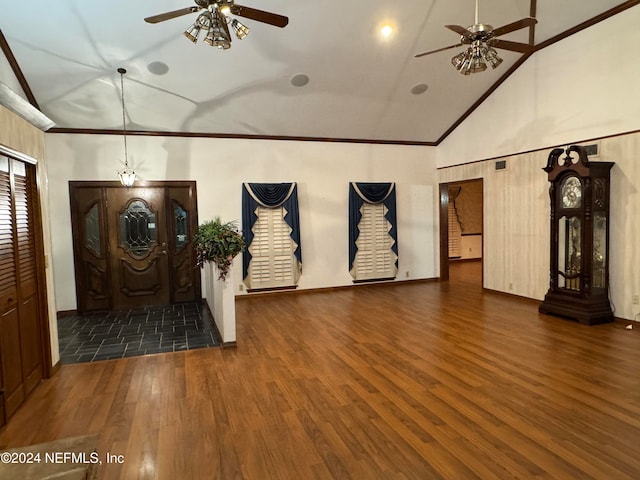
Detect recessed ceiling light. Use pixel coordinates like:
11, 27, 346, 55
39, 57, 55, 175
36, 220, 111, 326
411, 83, 428, 95
380, 24, 393, 37
290, 73, 310, 87
148, 61, 169, 75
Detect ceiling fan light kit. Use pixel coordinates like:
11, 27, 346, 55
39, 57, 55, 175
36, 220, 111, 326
183, 13, 211, 43
203, 9, 232, 49
231, 19, 250, 39
145, 0, 288, 50
415, 0, 536, 75
451, 40, 503, 75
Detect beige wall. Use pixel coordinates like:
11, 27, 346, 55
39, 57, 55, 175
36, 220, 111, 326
438, 132, 640, 322
0, 104, 44, 160
0, 104, 59, 365
439, 150, 552, 300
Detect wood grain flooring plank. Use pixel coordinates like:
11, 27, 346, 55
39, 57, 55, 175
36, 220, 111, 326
1, 262, 639, 479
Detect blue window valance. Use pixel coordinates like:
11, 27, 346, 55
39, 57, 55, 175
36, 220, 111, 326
242, 182, 301, 280
348, 182, 398, 272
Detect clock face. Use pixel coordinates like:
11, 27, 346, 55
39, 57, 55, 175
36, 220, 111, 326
561, 176, 582, 208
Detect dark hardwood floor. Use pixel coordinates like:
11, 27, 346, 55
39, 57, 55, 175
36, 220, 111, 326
1, 263, 639, 479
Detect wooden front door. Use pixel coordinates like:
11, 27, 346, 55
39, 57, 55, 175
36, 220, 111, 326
107, 187, 171, 308
70, 182, 200, 312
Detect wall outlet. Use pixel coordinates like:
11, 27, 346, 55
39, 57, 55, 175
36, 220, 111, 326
238, 284, 244, 291
633, 295, 639, 305
509, 283, 513, 290
405, 271, 410, 278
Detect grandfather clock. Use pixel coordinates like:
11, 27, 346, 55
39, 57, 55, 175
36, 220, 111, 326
539, 145, 614, 325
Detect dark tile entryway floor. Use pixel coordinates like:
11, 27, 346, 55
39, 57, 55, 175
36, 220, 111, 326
57, 302, 221, 364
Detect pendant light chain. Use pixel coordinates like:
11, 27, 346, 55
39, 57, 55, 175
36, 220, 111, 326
119, 68, 129, 168
116, 67, 136, 187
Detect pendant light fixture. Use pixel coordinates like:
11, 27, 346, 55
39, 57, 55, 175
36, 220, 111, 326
116, 67, 136, 187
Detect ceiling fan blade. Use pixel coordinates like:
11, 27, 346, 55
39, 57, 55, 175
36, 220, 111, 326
491, 17, 537, 37
230, 5, 289, 28
446, 24, 473, 39
491, 39, 534, 53
415, 43, 464, 58
144, 7, 199, 24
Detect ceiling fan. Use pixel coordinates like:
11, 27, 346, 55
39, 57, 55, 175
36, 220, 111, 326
144, 0, 288, 49
415, 0, 537, 75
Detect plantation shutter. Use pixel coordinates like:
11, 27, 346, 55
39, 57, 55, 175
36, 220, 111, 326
242, 183, 301, 290
349, 182, 398, 281
248, 206, 299, 289
353, 202, 396, 280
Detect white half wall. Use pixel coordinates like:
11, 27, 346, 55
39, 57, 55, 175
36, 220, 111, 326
45, 134, 438, 311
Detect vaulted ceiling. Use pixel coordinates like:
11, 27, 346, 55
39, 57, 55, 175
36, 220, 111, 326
1, 1, 636, 144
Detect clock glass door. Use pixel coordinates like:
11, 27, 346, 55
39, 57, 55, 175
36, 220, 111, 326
558, 215, 581, 291
592, 214, 607, 289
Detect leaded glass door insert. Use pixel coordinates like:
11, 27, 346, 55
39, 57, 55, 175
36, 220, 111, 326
119, 199, 158, 258
84, 203, 101, 257
174, 201, 188, 250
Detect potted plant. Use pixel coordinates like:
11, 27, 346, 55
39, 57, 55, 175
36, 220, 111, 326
194, 217, 246, 281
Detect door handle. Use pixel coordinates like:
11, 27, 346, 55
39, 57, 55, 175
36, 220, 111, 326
148, 251, 167, 263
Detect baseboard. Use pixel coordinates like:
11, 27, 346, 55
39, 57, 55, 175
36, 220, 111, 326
481, 289, 635, 324
247, 285, 298, 294
48, 360, 61, 378
482, 287, 541, 305
56, 309, 77, 317
236, 277, 439, 299
222, 341, 237, 349
613, 317, 640, 328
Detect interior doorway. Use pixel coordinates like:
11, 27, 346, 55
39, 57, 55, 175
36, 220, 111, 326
69, 181, 201, 312
439, 178, 484, 285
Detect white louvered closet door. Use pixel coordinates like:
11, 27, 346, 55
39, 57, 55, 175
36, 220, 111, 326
248, 206, 298, 289
354, 202, 397, 281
